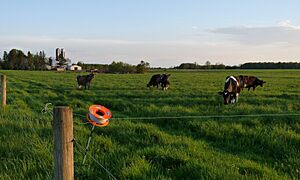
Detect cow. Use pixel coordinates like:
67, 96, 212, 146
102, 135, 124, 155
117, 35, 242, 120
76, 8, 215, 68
77, 73, 95, 89
238, 75, 266, 91
160, 74, 171, 90
147, 74, 171, 90
147, 74, 161, 88
218, 76, 242, 105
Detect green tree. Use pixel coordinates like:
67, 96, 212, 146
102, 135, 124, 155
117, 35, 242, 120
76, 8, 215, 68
3, 51, 8, 61
7, 49, 20, 69
136, 60, 150, 73
108, 61, 136, 73
57, 53, 67, 66
1, 51, 8, 69
205, 60, 211, 69
77, 61, 84, 66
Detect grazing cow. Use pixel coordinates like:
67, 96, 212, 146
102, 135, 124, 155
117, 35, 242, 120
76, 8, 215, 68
77, 73, 95, 89
238, 75, 266, 91
147, 74, 162, 88
218, 76, 242, 104
147, 74, 171, 90
160, 74, 171, 90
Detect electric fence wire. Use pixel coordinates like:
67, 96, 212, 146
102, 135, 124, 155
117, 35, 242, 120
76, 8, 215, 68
109, 113, 300, 120
73, 139, 118, 180
43, 102, 300, 121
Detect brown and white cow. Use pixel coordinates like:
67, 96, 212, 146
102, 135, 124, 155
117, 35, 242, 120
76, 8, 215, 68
218, 76, 242, 104
238, 75, 266, 91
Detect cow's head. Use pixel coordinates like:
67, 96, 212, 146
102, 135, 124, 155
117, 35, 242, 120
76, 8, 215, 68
218, 90, 234, 105
161, 74, 171, 80
87, 73, 95, 81
160, 74, 171, 89
256, 78, 266, 87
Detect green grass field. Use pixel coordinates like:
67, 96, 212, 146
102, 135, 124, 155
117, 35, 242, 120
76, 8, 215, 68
0, 70, 299, 179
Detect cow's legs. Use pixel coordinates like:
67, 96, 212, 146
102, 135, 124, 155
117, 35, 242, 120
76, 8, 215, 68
230, 93, 238, 104
230, 95, 235, 104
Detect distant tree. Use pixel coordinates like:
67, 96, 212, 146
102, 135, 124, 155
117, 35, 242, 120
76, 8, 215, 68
57, 52, 67, 66
27, 51, 34, 69
213, 63, 225, 69
31, 54, 43, 70
77, 61, 84, 66
17, 50, 27, 70
48, 57, 54, 66
108, 61, 136, 73
205, 60, 211, 69
240, 62, 300, 69
177, 63, 198, 69
58, 59, 67, 66
7, 49, 21, 69
3, 51, 8, 61
136, 60, 150, 73
1, 51, 8, 69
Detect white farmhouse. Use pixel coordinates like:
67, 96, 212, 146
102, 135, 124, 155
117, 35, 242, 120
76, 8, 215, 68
67, 64, 82, 71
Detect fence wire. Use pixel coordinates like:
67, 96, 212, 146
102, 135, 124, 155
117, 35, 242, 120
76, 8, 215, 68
74, 140, 118, 180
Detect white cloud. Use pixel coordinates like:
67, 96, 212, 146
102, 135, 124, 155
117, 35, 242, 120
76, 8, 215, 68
210, 20, 300, 46
278, 20, 300, 30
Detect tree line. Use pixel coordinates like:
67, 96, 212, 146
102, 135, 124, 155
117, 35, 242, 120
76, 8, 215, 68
175, 61, 300, 69
175, 61, 227, 69
0, 49, 48, 70
240, 62, 300, 69
78, 60, 150, 74
0, 49, 150, 73
2, 49, 299, 71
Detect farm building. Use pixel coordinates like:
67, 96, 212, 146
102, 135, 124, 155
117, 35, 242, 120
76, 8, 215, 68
67, 64, 82, 71
56, 67, 66, 71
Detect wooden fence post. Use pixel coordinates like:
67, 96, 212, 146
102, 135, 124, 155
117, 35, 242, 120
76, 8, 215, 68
53, 106, 74, 180
1, 75, 6, 107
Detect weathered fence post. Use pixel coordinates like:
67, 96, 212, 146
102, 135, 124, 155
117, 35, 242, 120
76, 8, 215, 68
53, 106, 74, 180
1, 75, 6, 107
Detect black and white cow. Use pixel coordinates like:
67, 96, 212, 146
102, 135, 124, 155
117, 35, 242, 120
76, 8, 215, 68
218, 76, 242, 104
77, 73, 95, 89
147, 74, 171, 90
160, 74, 171, 90
147, 74, 161, 88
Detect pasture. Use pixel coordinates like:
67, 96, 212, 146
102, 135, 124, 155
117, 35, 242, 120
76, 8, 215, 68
0, 70, 300, 179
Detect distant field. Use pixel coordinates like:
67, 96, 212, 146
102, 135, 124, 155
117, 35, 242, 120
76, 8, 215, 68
0, 70, 300, 179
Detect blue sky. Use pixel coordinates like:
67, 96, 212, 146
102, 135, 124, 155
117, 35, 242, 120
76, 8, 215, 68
1, 0, 300, 67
